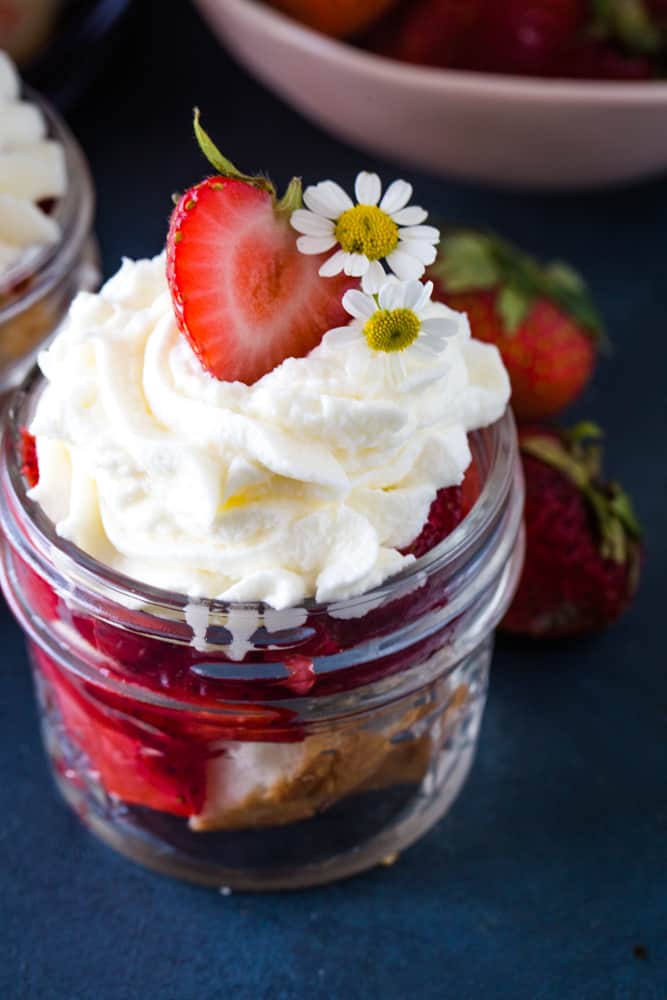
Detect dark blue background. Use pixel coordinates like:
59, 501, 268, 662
2, 3, 665, 997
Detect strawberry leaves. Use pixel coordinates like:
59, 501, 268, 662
591, 0, 664, 54
192, 108, 303, 211
193, 108, 275, 195
497, 285, 529, 332
432, 229, 606, 341
433, 231, 500, 291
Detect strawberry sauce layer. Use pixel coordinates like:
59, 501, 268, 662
21, 453, 481, 822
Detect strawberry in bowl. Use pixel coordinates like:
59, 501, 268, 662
366, 0, 666, 79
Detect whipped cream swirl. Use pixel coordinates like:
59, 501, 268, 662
30, 254, 510, 608
0, 50, 66, 285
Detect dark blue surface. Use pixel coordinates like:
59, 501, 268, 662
2, 4, 665, 998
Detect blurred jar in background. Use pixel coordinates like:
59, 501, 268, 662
0, 50, 99, 398
4, 0, 132, 108
0, 0, 63, 65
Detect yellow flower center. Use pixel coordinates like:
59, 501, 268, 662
335, 205, 399, 260
363, 308, 421, 354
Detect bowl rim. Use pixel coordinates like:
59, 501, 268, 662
212, 0, 667, 105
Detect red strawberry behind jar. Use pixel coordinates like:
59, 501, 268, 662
502, 423, 643, 638
428, 229, 604, 422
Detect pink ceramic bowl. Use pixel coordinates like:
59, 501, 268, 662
194, 0, 667, 190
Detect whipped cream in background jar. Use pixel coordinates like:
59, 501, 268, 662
0, 357, 524, 889
0, 51, 99, 397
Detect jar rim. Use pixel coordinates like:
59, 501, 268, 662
0, 85, 95, 322
1, 364, 519, 621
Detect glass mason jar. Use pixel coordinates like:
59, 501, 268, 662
0, 89, 99, 397
0, 369, 524, 890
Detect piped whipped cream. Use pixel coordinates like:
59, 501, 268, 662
30, 253, 510, 608
0, 50, 66, 286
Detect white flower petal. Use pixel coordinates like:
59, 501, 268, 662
380, 179, 413, 214
420, 316, 458, 338
361, 260, 386, 294
418, 333, 447, 351
315, 181, 355, 215
355, 171, 382, 206
291, 209, 335, 237
413, 280, 434, 314
343, 288, 377, 320
386, 249, 424, 281
297, 234, 338, 255
398, 239, 437, 266
319, 249, 347, 277
398, 225, 440, 243
324, 326, 361, 347
419, 301, 455, 320
303, 187, 340, 219
412, 341, 440, 357
403, 280, 429, 310
304, 181, 354, 218
378, 280, 406, 311
419, 328, 447, 345
391, 205, 428, 226
344, 252, 369, 277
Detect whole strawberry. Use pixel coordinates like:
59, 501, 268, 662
428, 230, 604, 421
270, 0, 399, 37
645, 0, 667, 18
502, 423, 642, 639
468, 0, 588, 77
367, 0, 482, 68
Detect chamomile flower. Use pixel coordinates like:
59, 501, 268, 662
325, 279, 458, 388
291, 172, 440, 294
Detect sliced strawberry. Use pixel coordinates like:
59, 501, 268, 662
167, 177, 352, 384
283, 654, 316, 695
19, 428, 39, 488
16, 554, 60, 624
167, 181, 352, 384
166, 112, 354, 384
461, 455, 482, 515
35, 647, 206, 817
400, 485, 463, 558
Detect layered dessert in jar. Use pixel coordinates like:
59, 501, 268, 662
0, 117, 524, 888
0, 49, 98, 396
